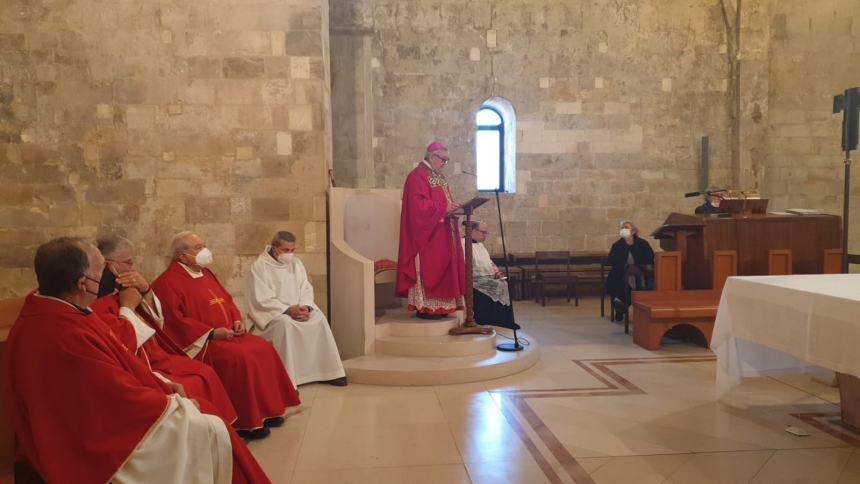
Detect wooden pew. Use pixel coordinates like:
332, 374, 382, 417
0, 298, 24, 483
631, 251, 736, 351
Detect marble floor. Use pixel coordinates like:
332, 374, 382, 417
248, 298, 860, 484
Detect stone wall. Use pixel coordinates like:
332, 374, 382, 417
331, 0, 776, 254
763, 0, 860, 250
0, 0, 332, 306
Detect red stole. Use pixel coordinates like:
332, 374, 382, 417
395, 163, 466, 298
3, 293, 169, 484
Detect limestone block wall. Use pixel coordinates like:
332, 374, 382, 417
331, 0, 775, 254
763, 0, 860, 250
0, 0, 332, 306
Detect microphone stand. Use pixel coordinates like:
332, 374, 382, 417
493, 189, 523, 352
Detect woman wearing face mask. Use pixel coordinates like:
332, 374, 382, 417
606, 220, 655, 321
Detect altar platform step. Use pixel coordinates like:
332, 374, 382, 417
343, 332, 539, 386
375, 333, 497, 357
374, 312, 460, 338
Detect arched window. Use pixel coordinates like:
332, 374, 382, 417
475, 98, 516, 192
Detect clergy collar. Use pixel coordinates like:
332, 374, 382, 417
34, 292, 93, 315
177, 261, 205, 279
420, 160, 441, 175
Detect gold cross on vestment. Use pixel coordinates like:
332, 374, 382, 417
207, 289, 231, 327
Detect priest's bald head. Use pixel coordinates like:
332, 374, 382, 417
34, 236, 105, 307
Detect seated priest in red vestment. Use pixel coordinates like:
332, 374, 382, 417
395, 141, 467, 319
90, 235, 237, 423
3, 237, 257, 484
152, 231, 300, 439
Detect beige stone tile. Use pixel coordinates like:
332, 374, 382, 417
433, 381, 489, 399
751, 447, 853, 484
294, 422, 462, 470
313, 382, 436, 399
837, 449, 860, 484
583, 454, 691, 484
247, 426, 305, 483
437, 390, 502, 419
576, 456, 611, 474
304, 393, 447, 432
449, 414, 533, 463
664, 450, 773, 484
291, 464, 471, 484
482, 366, 603, 392
465, 459, 555, 484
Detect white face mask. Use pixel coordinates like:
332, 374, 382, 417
277, 253, 294, 264
194, 248, 213, 267
619, 228, 633, 239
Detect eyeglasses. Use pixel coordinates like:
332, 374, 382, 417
434, 154, 450, 164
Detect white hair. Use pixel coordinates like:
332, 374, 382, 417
619, 220, 638, 234
170, 231, 194, 259
96, 235, 135, 258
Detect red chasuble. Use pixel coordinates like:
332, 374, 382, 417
395, 163, 466, 299
3, 293, 169, 484
91, 294, 238, 424
152, 261, 300, 429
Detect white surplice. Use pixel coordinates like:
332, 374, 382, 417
114, 393, 232, 484
245, 247, 346, 387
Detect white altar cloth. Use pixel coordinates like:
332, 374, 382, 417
711, 274, 860, 396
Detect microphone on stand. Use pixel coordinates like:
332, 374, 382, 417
685, 188, 727, 198
457, 169, 523, 351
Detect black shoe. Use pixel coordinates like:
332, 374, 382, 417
324, 376, 348, 387
416, 312, 445, 320
237, 427, 271, 440
264, 416, 285, 427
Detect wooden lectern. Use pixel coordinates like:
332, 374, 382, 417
652, 212, 841, 289
450, 196, 494, 336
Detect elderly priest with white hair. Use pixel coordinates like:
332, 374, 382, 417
245, 231, 347, 387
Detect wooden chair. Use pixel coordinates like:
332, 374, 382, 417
532, 251, 579, 307
621, 264, 648, 335
767, 249, 792, 275
823, 249, 842, 274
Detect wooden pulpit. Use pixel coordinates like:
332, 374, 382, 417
450, 196, 493, 336
652, 212, 841, 289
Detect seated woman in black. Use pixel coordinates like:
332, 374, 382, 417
606, 220, 655, 321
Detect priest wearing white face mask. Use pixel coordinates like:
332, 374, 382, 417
152, 231, 302, 439
245, 231, 347, 387
606, 220, 655, 321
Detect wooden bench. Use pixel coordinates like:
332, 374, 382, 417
631, 250, 736, 351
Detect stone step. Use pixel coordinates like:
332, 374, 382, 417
375, 317, 461, 338
343, 335, 539, 386
375, 333, 497, 357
